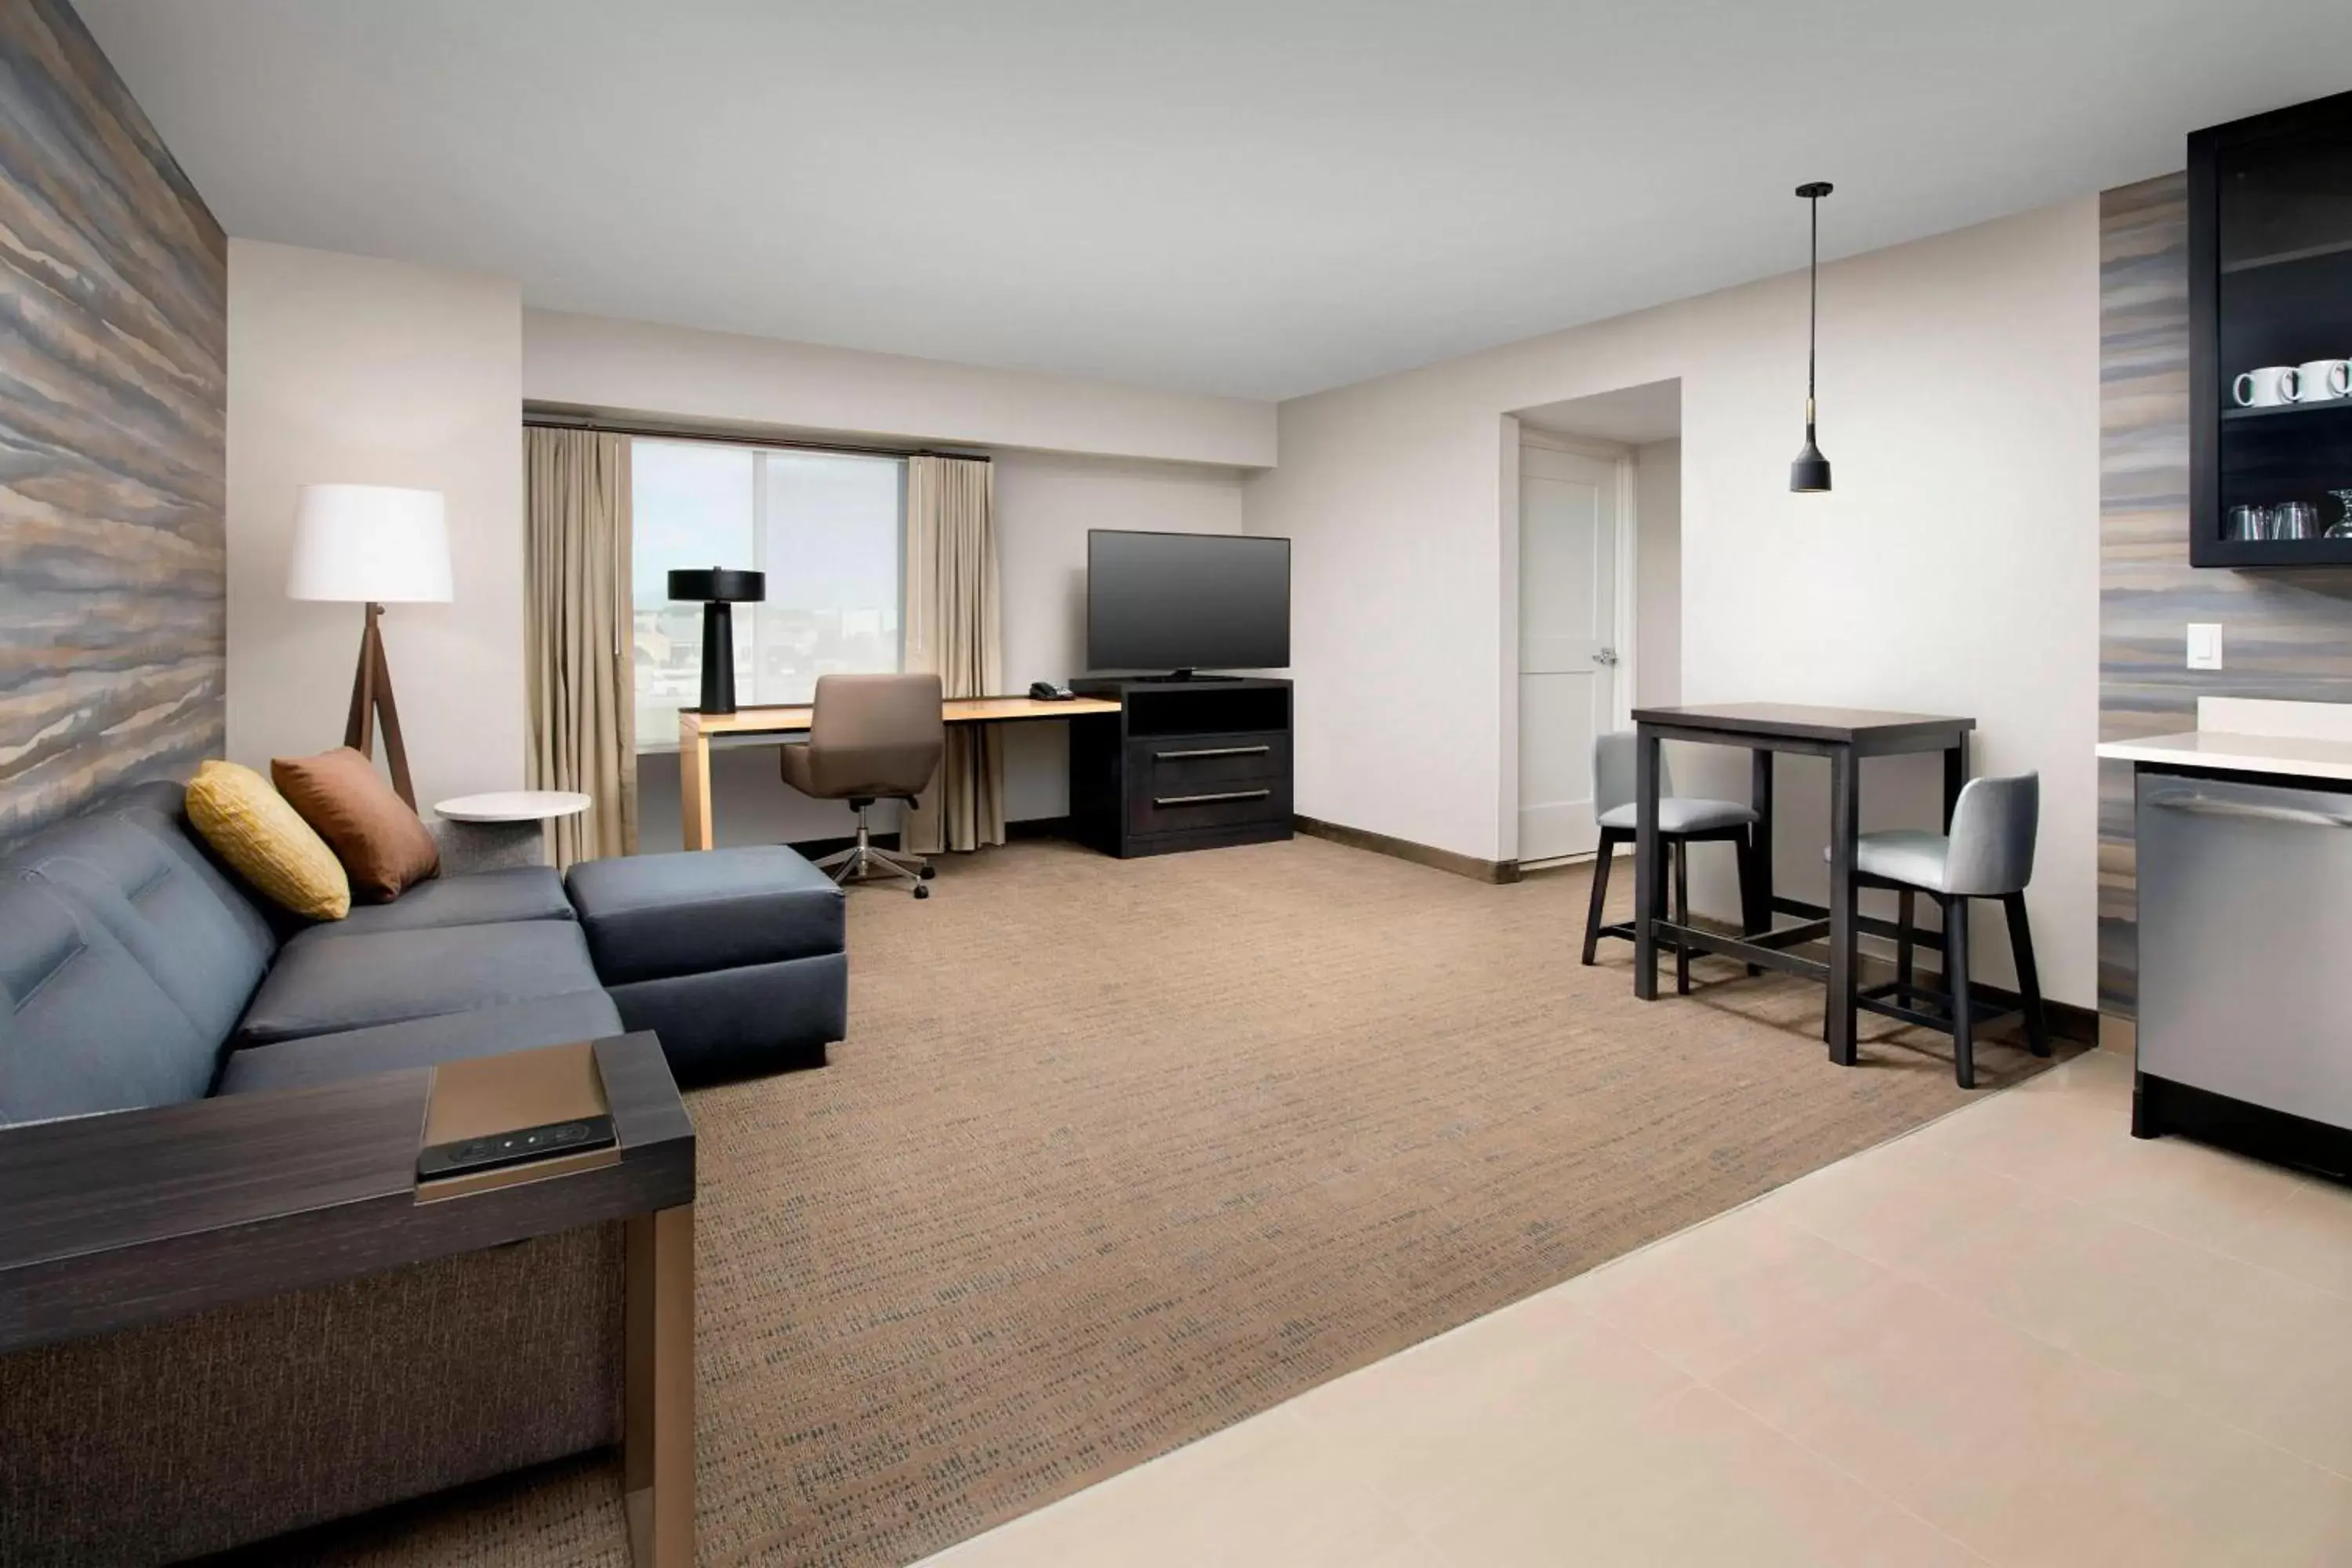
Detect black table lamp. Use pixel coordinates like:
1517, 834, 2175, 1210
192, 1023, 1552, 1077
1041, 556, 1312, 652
667, 567, 765, 715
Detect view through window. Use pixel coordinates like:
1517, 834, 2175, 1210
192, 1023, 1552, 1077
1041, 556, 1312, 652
632, 438, 905, 747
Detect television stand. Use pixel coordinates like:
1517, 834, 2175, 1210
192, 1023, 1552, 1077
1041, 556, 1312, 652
1066, 676, 1291, 857
1132, 669, 1242, 684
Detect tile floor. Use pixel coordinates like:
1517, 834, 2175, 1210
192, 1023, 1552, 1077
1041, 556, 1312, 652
918, 1049, 2352, 1566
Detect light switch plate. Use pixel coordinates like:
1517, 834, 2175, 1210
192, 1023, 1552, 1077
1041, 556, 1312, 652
2187, 622, 2223, 671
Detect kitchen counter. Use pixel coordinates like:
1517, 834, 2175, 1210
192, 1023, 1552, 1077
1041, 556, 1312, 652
2096, 728, 2352, 782
2097, 696, 2352, 781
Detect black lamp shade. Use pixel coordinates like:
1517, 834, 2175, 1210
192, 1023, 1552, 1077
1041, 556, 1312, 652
666, 568, 765, 604
667, 567, 764, 716
1790, 440, 1832, 493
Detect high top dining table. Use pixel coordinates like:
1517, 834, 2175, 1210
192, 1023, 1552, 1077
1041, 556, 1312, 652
1629, 702, 1976, 1065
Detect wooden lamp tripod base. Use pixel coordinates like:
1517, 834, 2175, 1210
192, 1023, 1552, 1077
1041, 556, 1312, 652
343, 601, 416, 808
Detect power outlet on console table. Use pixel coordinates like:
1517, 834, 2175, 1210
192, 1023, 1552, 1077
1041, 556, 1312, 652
2187, 623, 2223, 672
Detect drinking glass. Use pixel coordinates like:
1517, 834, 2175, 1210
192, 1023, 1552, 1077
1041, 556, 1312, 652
2229, 503, 2272, 541
2275, 501, 2321, 542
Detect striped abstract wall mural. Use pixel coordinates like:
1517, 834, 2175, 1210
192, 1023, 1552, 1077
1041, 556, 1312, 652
0, 0, 227, 847
2100, 172, 2352, 1018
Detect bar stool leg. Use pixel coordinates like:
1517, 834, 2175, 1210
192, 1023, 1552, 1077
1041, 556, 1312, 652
1946, 894, 1975, 1090
1582, 829, 1620, 966
2003, 892, 2052, 1058
1737, 826, 1762, 975
1674, 839, 1692, 996
1895, 888, 1915, 1008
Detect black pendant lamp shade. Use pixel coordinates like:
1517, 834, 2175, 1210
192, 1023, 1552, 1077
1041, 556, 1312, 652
1791, 180, 1834, 493
668, 566, 766, 715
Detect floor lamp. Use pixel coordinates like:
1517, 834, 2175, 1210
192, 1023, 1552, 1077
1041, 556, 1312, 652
286, 484, 452, 808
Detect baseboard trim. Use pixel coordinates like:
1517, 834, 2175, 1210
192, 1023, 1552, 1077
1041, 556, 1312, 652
1292, 815, 1520, 884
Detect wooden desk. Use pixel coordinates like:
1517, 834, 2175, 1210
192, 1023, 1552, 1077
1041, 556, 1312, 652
1628, 703, 1975, 1066
0, 1033, 697, 1567
677, 693, 1122, 851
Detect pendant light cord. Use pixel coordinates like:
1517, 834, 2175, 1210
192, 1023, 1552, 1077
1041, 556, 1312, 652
1806, 192, 1818, 430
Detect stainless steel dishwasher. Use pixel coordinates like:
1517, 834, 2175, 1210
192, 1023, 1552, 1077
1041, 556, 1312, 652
2137, 770, 2352, 1167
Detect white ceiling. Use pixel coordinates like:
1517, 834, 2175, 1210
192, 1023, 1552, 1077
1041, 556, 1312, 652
74, 1, 2352, 401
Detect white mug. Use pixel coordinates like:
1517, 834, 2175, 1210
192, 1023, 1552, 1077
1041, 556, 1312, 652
2236, 365, 2302, 406
2294, 358, 2352, 402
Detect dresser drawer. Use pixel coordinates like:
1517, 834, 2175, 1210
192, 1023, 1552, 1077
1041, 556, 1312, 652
1130, 732, 1290, 791
1127, 774, 1292, 837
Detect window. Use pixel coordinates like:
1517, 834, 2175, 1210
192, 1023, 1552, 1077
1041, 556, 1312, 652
632, 438, 905, 747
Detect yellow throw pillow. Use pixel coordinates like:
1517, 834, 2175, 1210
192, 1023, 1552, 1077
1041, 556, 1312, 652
184, 759, 351, 920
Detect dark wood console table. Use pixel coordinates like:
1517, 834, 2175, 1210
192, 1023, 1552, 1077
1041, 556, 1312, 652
1630, 703, 1975, 1065
1067, 677, 1294, 857
0, 1032, 696, 1567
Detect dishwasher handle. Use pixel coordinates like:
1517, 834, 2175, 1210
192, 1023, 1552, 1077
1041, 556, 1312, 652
2143, 789, 2352, 829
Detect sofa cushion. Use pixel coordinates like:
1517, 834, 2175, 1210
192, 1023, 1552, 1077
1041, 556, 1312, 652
184, 760, 351, 921
279, 867, 574, 950
103, 781, 284, 949
564, 847, 844, 986
272, 746, 441, 903
234, 921, 606, 1048
16, 805, 276, 1046
216, 991, 625, 1094
0, 877, 216, 1124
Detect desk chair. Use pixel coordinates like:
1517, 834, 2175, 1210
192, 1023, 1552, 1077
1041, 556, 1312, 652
779, 673, 946, 898
1831, 771, 2048, 1088
1581, 731, 1761, 993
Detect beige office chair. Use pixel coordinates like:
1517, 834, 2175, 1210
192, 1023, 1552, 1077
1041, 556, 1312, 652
779, 673, 946, 898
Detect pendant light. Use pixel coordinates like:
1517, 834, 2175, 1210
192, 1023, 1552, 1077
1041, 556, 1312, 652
1790, 180, 1834, 493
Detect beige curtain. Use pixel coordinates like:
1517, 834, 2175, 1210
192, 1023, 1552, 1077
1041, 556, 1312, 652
525, 428, 637, 869
902, 455, 1004, 854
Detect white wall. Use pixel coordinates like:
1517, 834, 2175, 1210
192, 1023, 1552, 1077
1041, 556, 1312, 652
994, 452, 1249, 819
1246, 199, 2100, 1006
1634, 438, 1681, 709
523, 309, 1275, 469
225, 239, 525, 808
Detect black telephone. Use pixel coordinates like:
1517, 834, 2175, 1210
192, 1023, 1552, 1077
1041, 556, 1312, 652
1029, 681, 1076, 702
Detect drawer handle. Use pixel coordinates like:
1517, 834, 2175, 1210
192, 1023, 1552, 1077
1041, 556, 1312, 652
2146, 791, 2352, 829
1154, 746, 1272, 760
1154, 789, 1272, 808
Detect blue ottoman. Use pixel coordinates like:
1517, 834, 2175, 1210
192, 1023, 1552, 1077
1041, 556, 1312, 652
564, 846, 847, 1080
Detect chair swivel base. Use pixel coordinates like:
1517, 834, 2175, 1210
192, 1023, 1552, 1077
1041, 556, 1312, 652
814, 829, 935, 898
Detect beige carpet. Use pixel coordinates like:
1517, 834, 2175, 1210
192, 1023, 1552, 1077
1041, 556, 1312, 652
299, 835, 2067, 1568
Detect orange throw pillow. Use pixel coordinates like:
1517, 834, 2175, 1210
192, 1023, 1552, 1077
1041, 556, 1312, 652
270, 747, 441, 903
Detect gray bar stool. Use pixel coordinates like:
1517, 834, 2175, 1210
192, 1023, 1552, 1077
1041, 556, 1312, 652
1582, 731, 1760, 993
1834, 771, 2049, 1087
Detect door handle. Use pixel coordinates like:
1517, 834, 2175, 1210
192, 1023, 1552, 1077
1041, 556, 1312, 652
1594, 647, 1620, 666
2145, 791, 2352, 829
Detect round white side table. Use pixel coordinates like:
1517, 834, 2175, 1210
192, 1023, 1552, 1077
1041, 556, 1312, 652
434, 790, 593, 823
432, 791, 592, 869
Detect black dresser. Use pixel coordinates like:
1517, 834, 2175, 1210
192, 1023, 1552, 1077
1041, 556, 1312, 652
1066, 677, 1293, 857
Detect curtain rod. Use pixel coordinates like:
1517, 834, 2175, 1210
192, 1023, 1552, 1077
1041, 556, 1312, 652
521, 413, 989, 464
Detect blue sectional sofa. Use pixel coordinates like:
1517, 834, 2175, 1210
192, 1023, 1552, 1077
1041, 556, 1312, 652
0, 781, 846, 1127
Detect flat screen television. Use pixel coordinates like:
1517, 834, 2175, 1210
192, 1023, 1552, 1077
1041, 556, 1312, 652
1086, 529, 1290, 675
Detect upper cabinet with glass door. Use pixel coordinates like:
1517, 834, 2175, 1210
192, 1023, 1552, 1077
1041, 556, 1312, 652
2193, 88, 2352, 565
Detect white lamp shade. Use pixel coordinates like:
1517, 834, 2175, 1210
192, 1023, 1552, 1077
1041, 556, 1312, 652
285, 484, 453, 603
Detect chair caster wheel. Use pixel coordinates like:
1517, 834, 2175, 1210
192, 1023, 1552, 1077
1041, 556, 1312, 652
913, 884, 931, 899
919, 862, 935, 880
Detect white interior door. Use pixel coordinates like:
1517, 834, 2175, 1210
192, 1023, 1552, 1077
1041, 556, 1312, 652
1517, 445, 1621, 863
